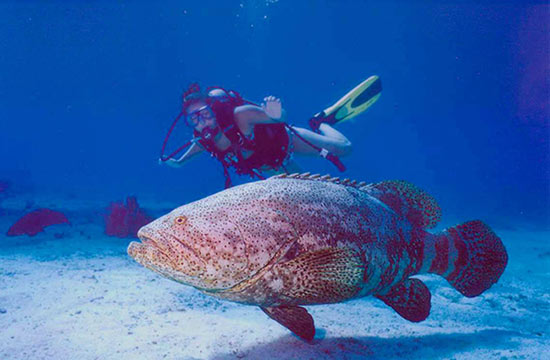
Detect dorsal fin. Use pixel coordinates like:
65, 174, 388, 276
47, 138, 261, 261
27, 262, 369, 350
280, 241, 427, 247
269, 172, 367, 190
269, 174, 441, 229
269, 172, 441, 228
362, 180, 441, 228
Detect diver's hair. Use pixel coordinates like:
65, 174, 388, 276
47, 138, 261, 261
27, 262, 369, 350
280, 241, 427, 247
182, 83, 208, 114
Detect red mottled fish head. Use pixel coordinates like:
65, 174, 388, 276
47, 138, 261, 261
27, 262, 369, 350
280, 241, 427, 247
128, 182, 300, 294
127, 203, 252, 291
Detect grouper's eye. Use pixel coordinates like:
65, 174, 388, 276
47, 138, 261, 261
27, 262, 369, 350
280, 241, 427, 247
174, 216, 187, 226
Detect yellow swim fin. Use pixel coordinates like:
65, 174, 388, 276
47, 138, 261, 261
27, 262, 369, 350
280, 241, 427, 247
309, 75, 382, 131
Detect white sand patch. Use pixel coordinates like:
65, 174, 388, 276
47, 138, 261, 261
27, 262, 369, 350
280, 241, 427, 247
0, 223, 548, 359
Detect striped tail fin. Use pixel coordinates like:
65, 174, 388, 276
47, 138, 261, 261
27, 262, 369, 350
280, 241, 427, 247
425, 220, 508, 297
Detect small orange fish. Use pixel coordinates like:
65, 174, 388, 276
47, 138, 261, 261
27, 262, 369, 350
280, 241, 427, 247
128, 173, 508, 341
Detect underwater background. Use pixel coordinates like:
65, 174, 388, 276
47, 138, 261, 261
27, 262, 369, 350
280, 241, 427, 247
0, 1, 549, 359
1, 0, 548, 227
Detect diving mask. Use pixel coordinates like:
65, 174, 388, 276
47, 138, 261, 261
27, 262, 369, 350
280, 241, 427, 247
185, 105, 215, 127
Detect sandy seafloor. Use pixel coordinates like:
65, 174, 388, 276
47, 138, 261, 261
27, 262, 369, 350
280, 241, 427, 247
0, 194, 549, 360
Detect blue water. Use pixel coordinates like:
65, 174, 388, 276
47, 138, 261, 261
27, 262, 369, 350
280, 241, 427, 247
1, 0, 548, 228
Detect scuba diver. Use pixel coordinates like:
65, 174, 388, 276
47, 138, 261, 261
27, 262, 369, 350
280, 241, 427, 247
159, 76, 382, 188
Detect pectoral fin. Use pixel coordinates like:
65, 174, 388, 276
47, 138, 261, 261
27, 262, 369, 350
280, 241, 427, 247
278, 247, 364, 303
261, 305, 315, 342
375, 278, 431, 322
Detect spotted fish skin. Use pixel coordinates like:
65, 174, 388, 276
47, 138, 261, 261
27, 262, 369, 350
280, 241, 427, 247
127, 173, 508, 341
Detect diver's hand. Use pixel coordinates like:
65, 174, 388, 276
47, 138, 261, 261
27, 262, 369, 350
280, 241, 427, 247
262, 96, 282, 120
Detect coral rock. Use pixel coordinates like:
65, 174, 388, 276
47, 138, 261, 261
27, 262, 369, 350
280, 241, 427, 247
104, 196, 152, 238
7, 208, 70, 237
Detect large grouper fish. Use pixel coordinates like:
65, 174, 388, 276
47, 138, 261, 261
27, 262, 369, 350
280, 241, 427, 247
128, 173, 508, 341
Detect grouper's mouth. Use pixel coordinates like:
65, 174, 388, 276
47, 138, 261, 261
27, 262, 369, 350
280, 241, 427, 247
136, 232, 170, 258
127, 237, 174, 272
127, 228, 225, 291
127, 227, 186, 281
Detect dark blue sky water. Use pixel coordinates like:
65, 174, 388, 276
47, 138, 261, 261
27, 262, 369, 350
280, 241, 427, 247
1, 1, 548, 228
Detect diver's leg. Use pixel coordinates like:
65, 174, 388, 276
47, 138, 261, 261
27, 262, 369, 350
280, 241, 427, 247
289, 124, 352, 157
318, 123, 349, 143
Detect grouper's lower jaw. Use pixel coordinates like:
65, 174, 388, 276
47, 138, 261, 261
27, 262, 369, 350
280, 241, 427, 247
127, 241, 184, 282
127, 241, 162, 271
127, 241, 223, 291
127, 241, 148, 263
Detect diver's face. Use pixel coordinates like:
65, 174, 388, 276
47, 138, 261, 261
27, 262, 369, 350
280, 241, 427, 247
186, 102, 216, 133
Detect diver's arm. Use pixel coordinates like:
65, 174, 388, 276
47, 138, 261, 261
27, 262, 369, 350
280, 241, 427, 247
161, 142, 204, 168
235, 105, 277, 125
234, 96, 287, 125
